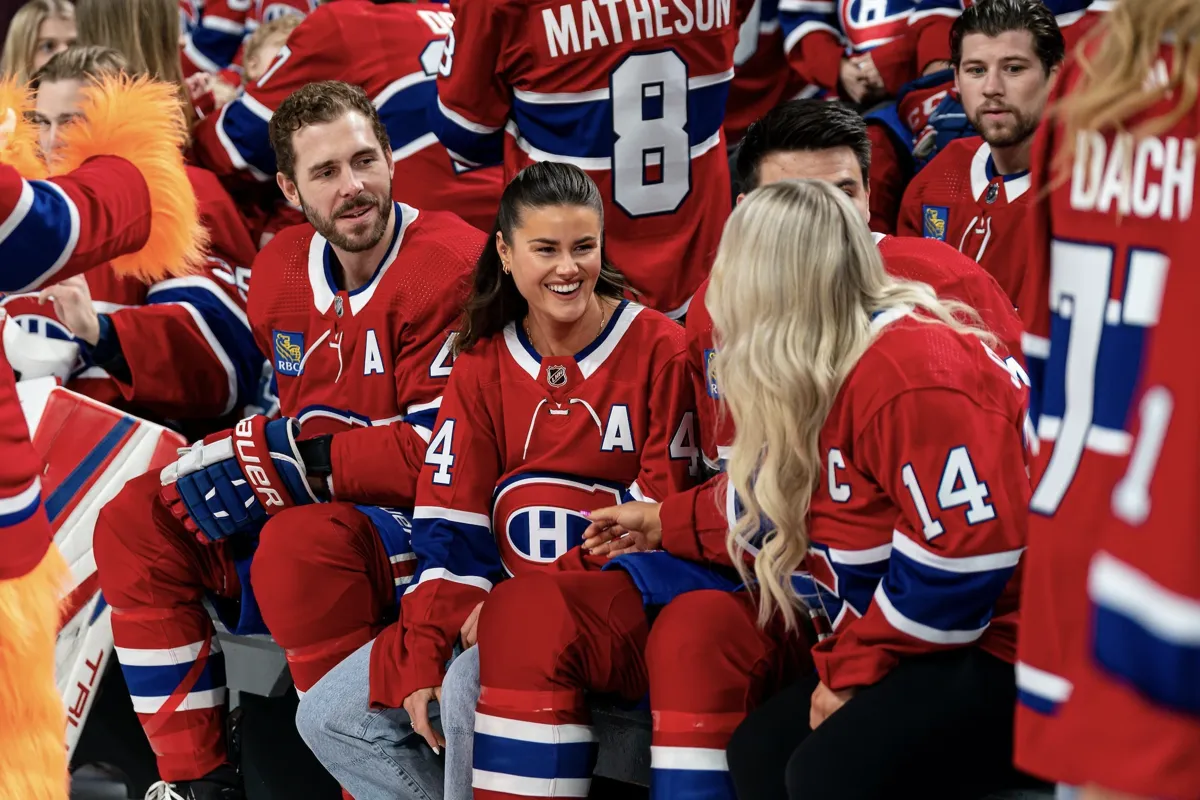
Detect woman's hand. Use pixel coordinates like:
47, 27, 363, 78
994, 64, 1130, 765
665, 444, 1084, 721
809, 681, 856, 730
581, 502, 663, 558
402, 686, 445, 753
460, 601, 484, 649
38, 275, 100, 345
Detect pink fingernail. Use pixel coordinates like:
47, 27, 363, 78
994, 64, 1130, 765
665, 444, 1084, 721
579, 509, 591, 517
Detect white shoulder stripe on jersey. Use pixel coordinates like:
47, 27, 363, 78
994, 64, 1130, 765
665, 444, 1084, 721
147, 275, 251, 327
393, 132, 440, 162
200, 14, 244, 34
891, 532, 1024, 574
472, 771, 590, 798
438, 97, 502, 135
240, 92, 275, 123
873, 584, 988, 645
404, 566, 493, 594
33, 180, 81, 291
513, 70, 734, 106
783, 20, 841, 55
183, 37, 223, 73
0, 477, 41, 515
0, 179, 36, 251
412, 505, 491, 530
374, 71, 436, 110
1089, 550, 1200, 645
826, 541, 893, 565
778, 0, 835, 12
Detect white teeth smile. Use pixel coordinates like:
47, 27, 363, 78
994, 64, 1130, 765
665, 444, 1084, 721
548, 282, 582, 294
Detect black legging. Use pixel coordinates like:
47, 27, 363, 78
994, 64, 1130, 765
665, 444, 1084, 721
726, 648, 1040, 800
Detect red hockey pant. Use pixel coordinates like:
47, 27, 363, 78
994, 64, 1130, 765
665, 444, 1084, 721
94, 471, 392, 781
473, 570, 812, 800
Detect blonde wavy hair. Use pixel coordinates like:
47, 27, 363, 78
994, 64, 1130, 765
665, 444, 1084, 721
1055, 0, 1200, 174
709, 180, 993, 630
0, 0, 75, 84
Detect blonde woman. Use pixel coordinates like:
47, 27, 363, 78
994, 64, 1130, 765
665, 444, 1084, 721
584, 179, 1033, 799
0, 0, 75, 83
74, 0, 196, 125
1012, 2, 1200, 799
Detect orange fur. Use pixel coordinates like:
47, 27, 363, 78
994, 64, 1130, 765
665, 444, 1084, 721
50, 75, 208, 282
0, 77, 48, 179
0, 546, 69, 800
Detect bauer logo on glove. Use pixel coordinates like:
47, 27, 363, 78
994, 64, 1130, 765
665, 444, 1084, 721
160, 415, 319, 542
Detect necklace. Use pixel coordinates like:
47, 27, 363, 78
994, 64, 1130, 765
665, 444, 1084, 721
524, 302, 608, 356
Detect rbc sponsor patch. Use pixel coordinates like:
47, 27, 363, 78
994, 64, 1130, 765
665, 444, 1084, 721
273, 330, 305, 376
704, 348, 720, 398
922, 205, 949, 241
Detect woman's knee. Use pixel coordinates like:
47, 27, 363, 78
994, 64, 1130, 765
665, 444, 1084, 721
477, 572, 575, 652
646, 590, 755, 667
294, 641, 373, 751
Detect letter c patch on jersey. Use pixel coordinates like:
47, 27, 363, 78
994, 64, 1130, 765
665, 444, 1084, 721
273, 330, 305, 376
922, 206, 950, 241
704, 348, 720, 398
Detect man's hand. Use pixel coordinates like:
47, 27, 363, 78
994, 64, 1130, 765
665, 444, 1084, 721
38, 275, 100, 345
460, 601, 484, 649
843, 53, 886, 104
403, 687, 445, 754
809, 681, 856, 730
581, 502, 663, 558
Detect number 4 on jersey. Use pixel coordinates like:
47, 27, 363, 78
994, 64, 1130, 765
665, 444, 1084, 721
901, 446, 996, 541
426, 419, 456, 485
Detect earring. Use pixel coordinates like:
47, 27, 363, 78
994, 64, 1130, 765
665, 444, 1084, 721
502, 261, 511, 274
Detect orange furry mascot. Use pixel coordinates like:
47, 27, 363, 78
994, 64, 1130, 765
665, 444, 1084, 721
0, 75, 205, 800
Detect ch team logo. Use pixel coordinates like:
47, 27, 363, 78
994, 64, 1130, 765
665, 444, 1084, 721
923, 206, 949, 241
273, 330, 305, 376
704, 348, 720, 398
506, 506, 592, 563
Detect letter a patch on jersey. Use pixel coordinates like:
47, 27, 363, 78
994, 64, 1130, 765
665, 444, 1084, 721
273, 330, 305, 376
922, 206, 950, 241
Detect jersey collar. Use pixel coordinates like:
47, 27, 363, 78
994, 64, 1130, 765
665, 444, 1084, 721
503, 300, 642, 380
971, 141, 1032, 203
307, 202, 419, 315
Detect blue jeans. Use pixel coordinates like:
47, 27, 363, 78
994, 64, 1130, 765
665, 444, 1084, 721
296, 639, 480, 800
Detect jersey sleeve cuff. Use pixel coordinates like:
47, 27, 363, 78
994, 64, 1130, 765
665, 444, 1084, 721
659, 487, 703, 562
812, 638, 895, 691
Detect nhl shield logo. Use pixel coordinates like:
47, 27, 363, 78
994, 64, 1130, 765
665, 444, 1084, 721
546, 364, 567, 387
985, 183, 1000, 204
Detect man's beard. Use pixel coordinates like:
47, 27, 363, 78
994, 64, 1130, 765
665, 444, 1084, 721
301, 187, 392, 253
970, 105, 1040, 150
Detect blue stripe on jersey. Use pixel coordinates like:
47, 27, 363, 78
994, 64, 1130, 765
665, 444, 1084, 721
90, 593, 108, 623
430, 100, 505, 168
409, 511, 505, 591
778, 0, 839, 54
44, 417, 136, 523
355, 506, 414, 561
0, 180, 80, 293
0, 485, 42, 528
651, 769, 735, 800
145, 284, 263, 412
377, 78, 438, 153
473, 733, 597, 780
219, 98, 277, 176
510, 81, 730, 162
121, 651, 227, 699
1094, 603, 1200, 714
881, 546, 1016, 634
403, 408, 439, 433
807, 542, 889, 617
188, 21, 243, 71
1016, 688, 1061, 716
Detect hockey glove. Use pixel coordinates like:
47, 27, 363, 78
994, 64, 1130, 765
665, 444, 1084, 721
160, 415, 319, 542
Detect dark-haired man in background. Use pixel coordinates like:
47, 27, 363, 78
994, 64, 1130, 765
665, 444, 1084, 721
687, 99, 1023, 473
94, 80, 482, 800
897, 0, 1065, 301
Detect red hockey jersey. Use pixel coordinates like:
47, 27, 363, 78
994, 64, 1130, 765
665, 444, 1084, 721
430, 0, 752, 317
371, 302, 698, 705
182, 0, 316, 77
779, 0, 965, 96
665, 312, 1030, 690
1, 156, 155, 580
247, 202, 482, 507
686, 232, 1023, 469
192, 0, 503, 233
898, 136, 1033, 301
1012, 42, 1200, 795
2, 167, 261, 433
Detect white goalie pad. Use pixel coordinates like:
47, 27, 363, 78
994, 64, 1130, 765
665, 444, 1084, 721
18, 379, 187, 756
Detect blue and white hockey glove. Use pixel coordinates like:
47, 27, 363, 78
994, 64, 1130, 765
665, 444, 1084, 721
159, 415, 319, 542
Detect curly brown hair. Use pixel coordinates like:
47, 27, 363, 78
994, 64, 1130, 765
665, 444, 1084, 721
269, 80, 391, 180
